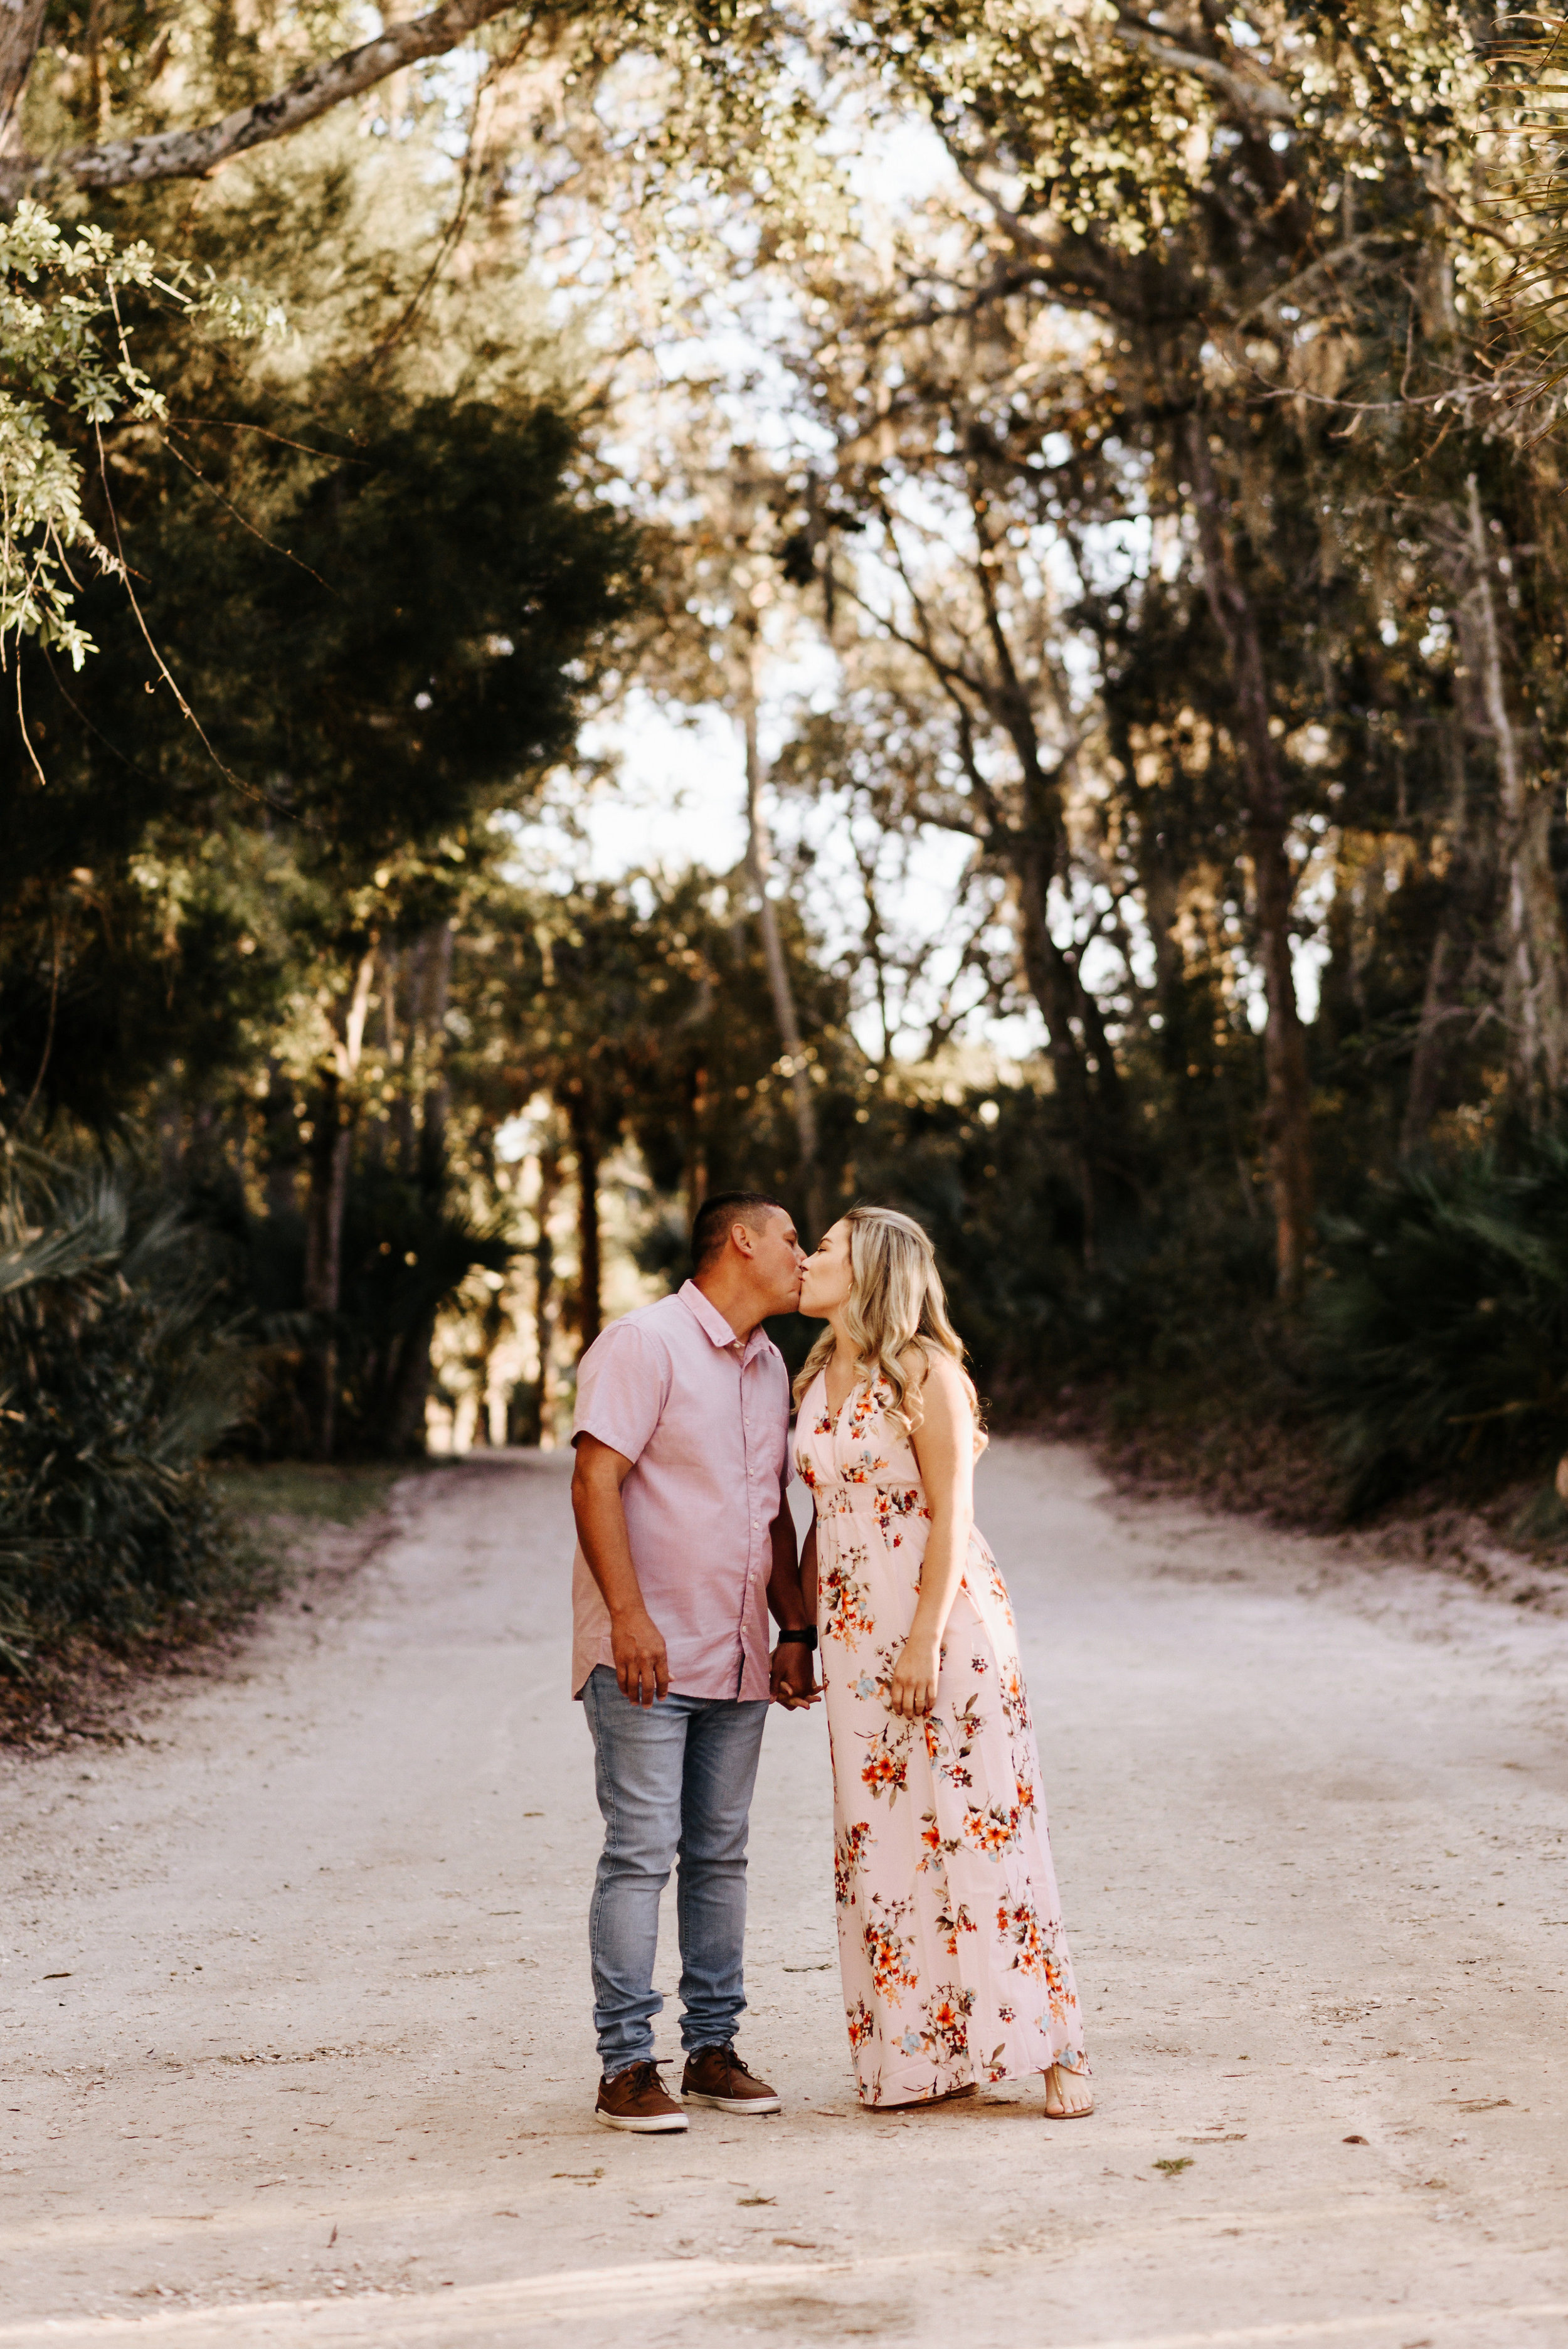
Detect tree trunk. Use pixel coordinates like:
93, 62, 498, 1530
0, 0, 47, 157
975, 579, 1125, 1258
385, 1303, 438, 1458
531, 1131, 562, 1449
374, 921, 456, 1458
386, 943, 418, 1173
743, 679, 822, 1232
261, 1063, 300, 1219
569, 1091, 602, 1352
1188, 415, 1314, 1302
298, 950, 376, 1459
1401, 723, 1471, 1158
472, 1289, 507, 1448
301, 1072, 352, 1460
1402, 928, 1459, 1159
417, 920, 454, 1191
1011, 831, 1106, 1265
686, 1065, 710, 1234
1465, 474, 1568, 1121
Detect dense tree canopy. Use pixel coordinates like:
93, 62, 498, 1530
6, 0, 1568, 1682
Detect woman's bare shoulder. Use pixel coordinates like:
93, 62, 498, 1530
911, 1349, 977, 1444
917, 1345, 970, 1400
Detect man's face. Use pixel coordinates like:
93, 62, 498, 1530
749, 1208, 809, 1315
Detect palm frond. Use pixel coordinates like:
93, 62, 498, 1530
1308, 1137, 1568, 1511
1483, 13, 1568, 398
0, 1157, 268, 1676
0, 1175, 125, 1302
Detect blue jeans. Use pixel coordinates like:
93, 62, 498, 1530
580, 1665, 770, 2074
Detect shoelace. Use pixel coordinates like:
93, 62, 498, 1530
706, 2044, 757, 2083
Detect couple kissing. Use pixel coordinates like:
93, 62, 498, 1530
568, 1192, 1091, 2131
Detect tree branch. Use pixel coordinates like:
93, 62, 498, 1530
1110, 14, 1296, 122
1, 0, 527, 204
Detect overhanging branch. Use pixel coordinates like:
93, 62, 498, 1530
1, 0, 527, 204
1111, 16, 1296, 122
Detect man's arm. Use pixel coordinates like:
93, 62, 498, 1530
766, 1502, 820, 1710
571, 1434, 669, 1707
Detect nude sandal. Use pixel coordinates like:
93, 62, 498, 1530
1044, 2064, 1094, 2119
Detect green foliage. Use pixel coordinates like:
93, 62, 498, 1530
502, 871, 860, 1200
1309, 1140, 1568, 1510
845, 1076, 1277, 1413
0, 1159, 270, 1676
9, 0, 1568, 1553
0, 119, 645, 1483
1, 384, 640, 1128
104, 393, 639, 862
204, 1164, 515, 1461
0, 198, 278, 668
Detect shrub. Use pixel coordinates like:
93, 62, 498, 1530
852, 1081, 1278, 1414
1308, 1138, 1568, 1512
0, 1159, 268, 1677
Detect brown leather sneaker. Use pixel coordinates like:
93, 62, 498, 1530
594, 2059, 689, 2134
681, 2044, 783, 2114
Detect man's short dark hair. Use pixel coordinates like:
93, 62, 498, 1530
691, 1191, 789, 1273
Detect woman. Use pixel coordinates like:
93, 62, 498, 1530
793, 1206, 1092, 2116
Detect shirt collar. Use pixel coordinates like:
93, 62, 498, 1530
678, 1278, 771, 1364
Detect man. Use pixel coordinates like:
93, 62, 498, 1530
569, 1192, 820, 2134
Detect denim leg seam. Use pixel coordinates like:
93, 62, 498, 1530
588, 1721, 616, 2005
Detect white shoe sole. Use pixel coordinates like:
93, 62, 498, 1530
593, 2108, 689, 2133
682, 2091, 783, 2114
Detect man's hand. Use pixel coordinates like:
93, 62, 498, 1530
770, 1640, 821, 1709
612, 1607, 670, 1707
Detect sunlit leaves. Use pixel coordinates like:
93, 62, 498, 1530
0, 198, 278, 668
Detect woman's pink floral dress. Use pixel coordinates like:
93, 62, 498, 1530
797, 1371, 1089, 2109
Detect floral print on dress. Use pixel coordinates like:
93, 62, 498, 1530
835, 1819, 874, 1909
797, 1371, 1089, 2109
820, 1542, 876, 1648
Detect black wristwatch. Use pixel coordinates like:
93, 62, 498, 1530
775, 1626, 818, 1650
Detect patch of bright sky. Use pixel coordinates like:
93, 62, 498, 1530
532, 696, 751, 881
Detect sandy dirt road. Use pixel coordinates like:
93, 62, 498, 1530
3, 1440, 1568, 2349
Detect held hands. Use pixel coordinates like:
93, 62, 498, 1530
770, 1641, 822, 1710
611, 1608, 670, 1706
886, 1626, 941, 1721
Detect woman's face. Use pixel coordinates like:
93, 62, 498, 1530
798, 1218, 854, 1319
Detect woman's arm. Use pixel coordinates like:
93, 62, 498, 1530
887, 1355, 977, 1721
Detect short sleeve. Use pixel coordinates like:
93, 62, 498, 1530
571, 1320, 670, 1466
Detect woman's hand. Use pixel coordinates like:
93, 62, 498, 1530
887, 1627, 941, 1719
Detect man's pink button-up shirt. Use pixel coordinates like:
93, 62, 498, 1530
569, 1279, 792, 1702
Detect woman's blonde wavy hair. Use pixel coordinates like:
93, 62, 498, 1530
792, 1204, 985, 1447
